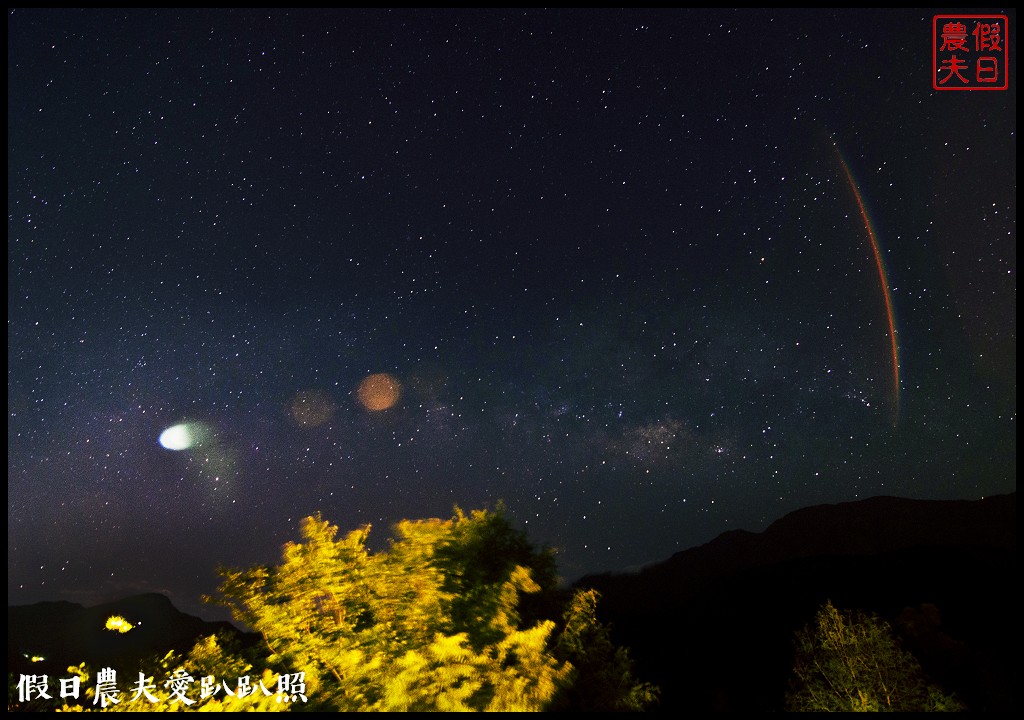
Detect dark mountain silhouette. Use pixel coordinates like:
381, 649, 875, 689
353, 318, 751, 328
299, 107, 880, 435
8, 494, 1015, 712
576, 493, 1016, 712
7, 592, 246, 681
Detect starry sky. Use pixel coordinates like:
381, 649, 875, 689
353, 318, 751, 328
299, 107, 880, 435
8, 9, 1016, 621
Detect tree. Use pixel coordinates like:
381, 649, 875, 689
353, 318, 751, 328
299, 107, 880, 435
207, 506, 656, 711
786, 600, 964, 712
552, 588, 659, 711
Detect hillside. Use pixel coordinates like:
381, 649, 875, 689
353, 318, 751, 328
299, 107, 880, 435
577, 493, 1016, 712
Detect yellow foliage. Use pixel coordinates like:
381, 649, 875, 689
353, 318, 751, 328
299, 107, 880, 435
206, 507, 574, 711
44, 507, 655, 712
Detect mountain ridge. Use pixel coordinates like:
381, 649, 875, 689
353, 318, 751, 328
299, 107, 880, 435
8, 590, 245, 681
9, 492, 1015, 711
574, 492, 1016, 712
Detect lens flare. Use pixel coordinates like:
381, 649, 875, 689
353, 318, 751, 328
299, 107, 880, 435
356, 373, 402, 411
289, 390, 335, 427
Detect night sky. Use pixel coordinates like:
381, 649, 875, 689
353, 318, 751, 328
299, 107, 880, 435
8, 9, 1016, 621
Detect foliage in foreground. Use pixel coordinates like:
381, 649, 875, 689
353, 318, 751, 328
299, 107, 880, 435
206, 506, 655, 711
35, 507, 654, 712
786, 600, 964, 712
52, 636, 289, 712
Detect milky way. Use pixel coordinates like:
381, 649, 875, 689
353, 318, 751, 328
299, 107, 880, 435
8, 8, 1015, 619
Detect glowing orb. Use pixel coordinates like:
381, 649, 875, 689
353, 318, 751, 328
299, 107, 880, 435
289, 390, 334, 427
159, 423, 195, 450
356, 373, 402, 411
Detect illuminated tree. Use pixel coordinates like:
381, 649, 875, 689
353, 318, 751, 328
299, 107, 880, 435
786, 600, 964, 712
30, 506, 652, 712
206, 507, 653, 711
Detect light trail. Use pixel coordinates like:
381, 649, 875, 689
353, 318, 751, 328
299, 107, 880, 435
833, 146, 900, 427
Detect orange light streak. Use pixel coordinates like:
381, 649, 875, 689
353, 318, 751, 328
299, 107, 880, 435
834, 148, 900, 426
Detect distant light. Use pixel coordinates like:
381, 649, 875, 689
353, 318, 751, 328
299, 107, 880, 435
105, 615, 134, 633
159, 424, 194, 450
